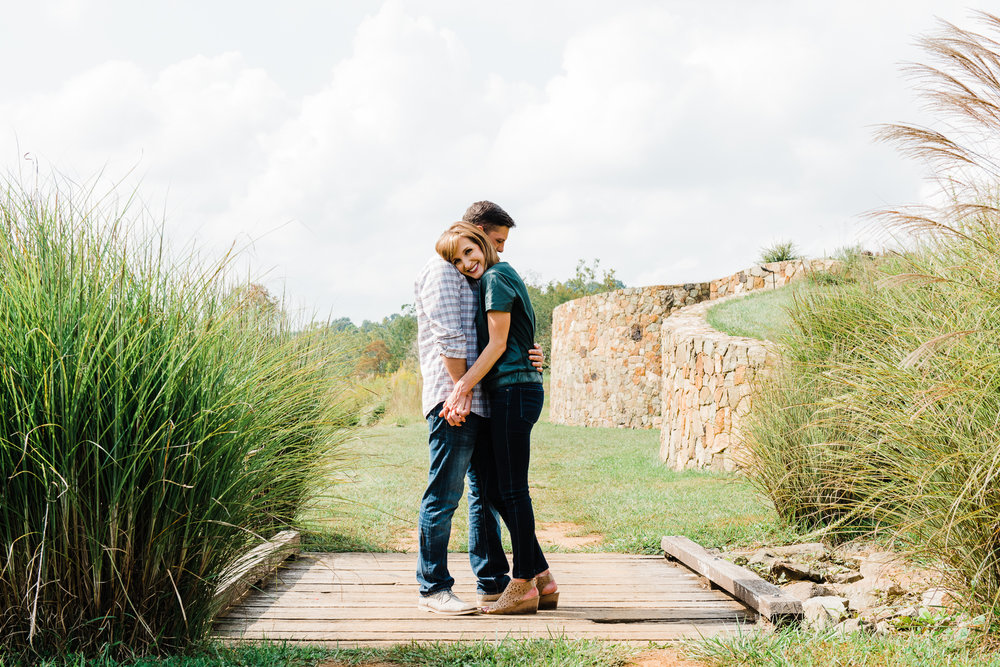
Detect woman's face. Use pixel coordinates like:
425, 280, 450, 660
451, 237, 487, 279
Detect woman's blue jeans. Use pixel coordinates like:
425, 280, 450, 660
477, 383, 549, 581
417, 406, 509, 596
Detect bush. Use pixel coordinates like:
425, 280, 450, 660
0, 177, 352, 660
757, 240, 801, 264
743, 12, 1000, 625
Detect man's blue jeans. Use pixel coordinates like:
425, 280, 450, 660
417, 405, 509, 595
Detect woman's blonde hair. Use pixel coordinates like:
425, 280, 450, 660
435, 221, 500, 269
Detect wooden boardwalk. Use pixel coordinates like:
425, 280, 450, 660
214, 552, 758, 646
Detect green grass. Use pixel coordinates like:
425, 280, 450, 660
0, 176, 354, 661
24, 632, 1000, 667
305, 411, 799, 554
16, 638, 632, 666
685, 626, 1000, 666
706, 285, 798, 341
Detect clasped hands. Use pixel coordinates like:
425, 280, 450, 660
439, 344, 545, 427
440, 382, 472, 426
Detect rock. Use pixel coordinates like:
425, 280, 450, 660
803, 596, 849, 631
846, 589, 879, 613
838, 577, 905, 613
828, 571, 864, 584
771, 560, 825, 583
747, 548, 776, 566
893, 605, 920, 619
770, 543, 828, 558
860, 552, 897, 580
874, 620, 892, 635
782, 581, 829, 602
921, 587, 953, 609
832, 618, 864, 635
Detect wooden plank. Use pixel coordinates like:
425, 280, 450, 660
273, 568, 702, 580
218, 637, 737, 647
229, 595, 747, 615
213, 623, 747, 641
213, 550, 761, 645
214, 618, 749, 634
275, 566, 701, 578
214, 530, 301, 613
213, 628, 743, 644
661, 536, 801, 622
293, 553, 665, 566
261, 581, 710, 593
218, 606, 753, 621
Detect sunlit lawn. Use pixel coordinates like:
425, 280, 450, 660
306, 405, 799, 553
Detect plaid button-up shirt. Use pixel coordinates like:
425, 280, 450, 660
415, 256, 488, 419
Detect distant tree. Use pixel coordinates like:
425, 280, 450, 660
526, 259, 624, 365
230, 282, 283, 331
314, 305, 418, 377
356, 339, 392, 375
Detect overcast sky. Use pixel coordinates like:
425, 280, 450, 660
0, 1, 979, 323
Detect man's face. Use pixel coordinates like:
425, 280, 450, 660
482, 225, 509, 253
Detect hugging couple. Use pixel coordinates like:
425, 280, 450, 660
413, 201, 557, 616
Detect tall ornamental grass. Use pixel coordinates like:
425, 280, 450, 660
0, 178, 351, 660
743, 11, 1000, 623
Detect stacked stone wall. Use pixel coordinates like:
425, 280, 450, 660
659, 297, 777, 471
710, 258, 839, 299
548, 259, 840, 469
549, 284, 709, 428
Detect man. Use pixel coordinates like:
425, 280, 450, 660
414, 200, 542, 614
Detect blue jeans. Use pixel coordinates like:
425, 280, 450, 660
478, 383, 549, 580
417, 405, 510, 595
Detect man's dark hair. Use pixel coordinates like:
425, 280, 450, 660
461, 200, 516, 230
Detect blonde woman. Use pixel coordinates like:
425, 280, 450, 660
435, 222, 558, 615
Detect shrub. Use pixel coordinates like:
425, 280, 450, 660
0, 176, 352, 660
757, 240, 801, 264
743, 11, 1000, 624
384, 360, 423, 422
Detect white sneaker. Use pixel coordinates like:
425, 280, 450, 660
417, 589, 478, 615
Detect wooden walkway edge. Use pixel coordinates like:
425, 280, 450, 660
662, 535, 802, 622
215, 530, 301, 613
213, 551, 758, 646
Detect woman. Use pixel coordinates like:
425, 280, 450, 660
435, 221, 558, 615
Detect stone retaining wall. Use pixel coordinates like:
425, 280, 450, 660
549, 284, 709, 428
547, 258, 842, 469
659, 296, 777, 471
710, 259, 839, 299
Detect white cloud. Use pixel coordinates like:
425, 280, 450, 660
0, 0, 979, 322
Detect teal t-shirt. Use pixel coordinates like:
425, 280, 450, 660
476, 262, 543, 391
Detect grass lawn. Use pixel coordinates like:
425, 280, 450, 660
305, 411, 799, 554
706, 285, 798, 341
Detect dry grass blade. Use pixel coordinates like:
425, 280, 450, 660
864, 207, 970, 240
874, 123, 977, 168
899, 330, 979, 370
876, 273, 949, 288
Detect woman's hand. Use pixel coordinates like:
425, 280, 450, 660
441, 382, 473, 426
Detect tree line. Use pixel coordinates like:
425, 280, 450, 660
316, 259, 624, 377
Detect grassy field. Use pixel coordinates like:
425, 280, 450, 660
705, 285, 798, 341
305, 413, 799, 554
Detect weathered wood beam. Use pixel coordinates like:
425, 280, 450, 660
215, 529, 301, 614
661, 535, 802, 622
